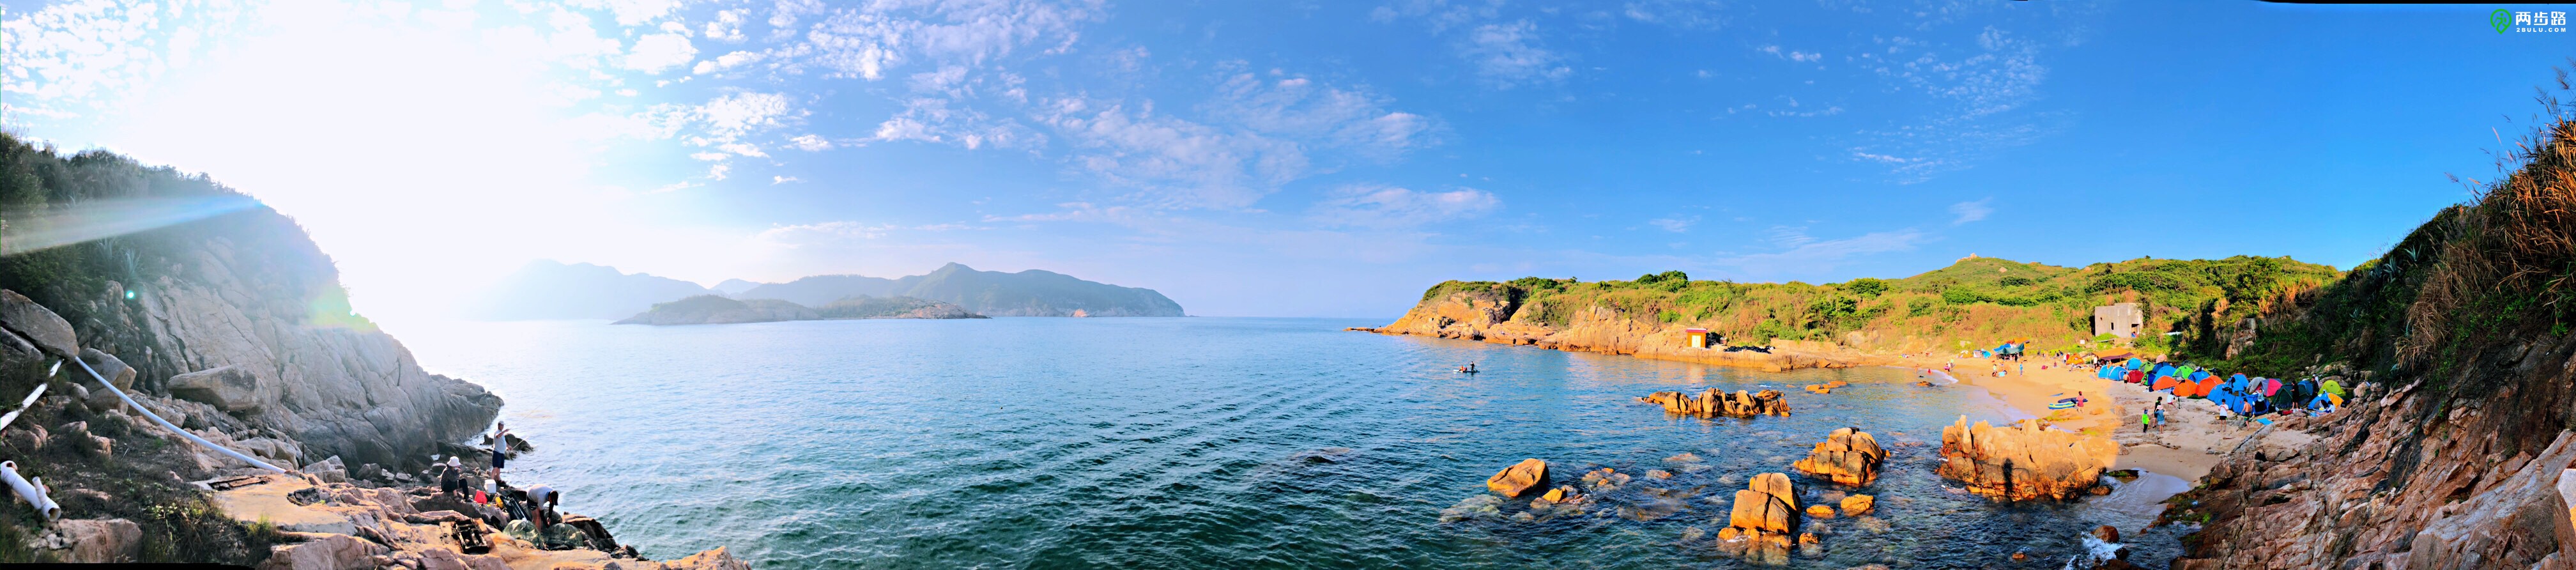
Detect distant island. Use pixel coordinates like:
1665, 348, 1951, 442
479, 261, 1184, 320
614, 294, 987, 325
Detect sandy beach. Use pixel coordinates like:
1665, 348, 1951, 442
1878, 353, 2266, 484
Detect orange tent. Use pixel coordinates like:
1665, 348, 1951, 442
2191, 375, 2218, 397
2152, 376, 2184, 392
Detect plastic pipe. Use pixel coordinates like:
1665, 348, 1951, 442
1, 461, 59, 520
72, 356, 285, 474
0, 382, 47, 433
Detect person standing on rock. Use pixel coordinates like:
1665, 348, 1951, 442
489, 421, 512, 485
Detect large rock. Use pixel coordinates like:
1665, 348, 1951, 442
0, 289, 77, 358
663, 546, 755, 570
1728, 489, 1798, 533
167, 365, 277, 412
1791, 427, 1888, 486
1935, 416, 2116, 501
34, 518, 141, 563
417, 546, 510, 570
1637, 389, 1791, 419
256, 533, 387, 570
1720, 472, 1804, 566
1486, 458, 1549, 497
78, 348, 135, 390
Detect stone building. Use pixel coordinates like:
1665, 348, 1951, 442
2093, 303, 2143, 338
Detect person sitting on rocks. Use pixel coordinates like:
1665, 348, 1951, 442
438, 456, 464, 497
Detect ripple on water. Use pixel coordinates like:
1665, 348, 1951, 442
399, 318, 2182, 569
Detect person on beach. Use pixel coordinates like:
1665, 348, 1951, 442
489, 421, 512, 485
2153, 405, 2167, 430
2141, 408, 2154, 433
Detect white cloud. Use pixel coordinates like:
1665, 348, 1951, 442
1204, 68, 1436, 160
691, 50, 765, 75
571, 0, 684, 26
756, 221, 898, 245
1039, 100, 1307, 208
772, 175, 801, 184
797, 0, 1101, 81
704, 9, 749, 43
790, 134, 833, 151
1758, 45, 1823, 63
1717, 229, 1928, 276
1649, 217, 1695, 233
625, 33, 698, 73
1311, 185, 1499, 228
1459, 20, 1570, 87
1949, 198, 1993, 225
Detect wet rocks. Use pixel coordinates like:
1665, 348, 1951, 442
1638, 389, 1791, 419
1935, 416, 2116, 501
1719, 472, 1803, 565
1802, 381, 1848, 395
1839, 494, 1874, 516
1804, 504, 1835, 519
1485, 458, 1549, 497
1791, 427, 1888, 486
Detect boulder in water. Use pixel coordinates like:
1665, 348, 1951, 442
1839, 494, 1874, 515
2094, 524, 2120, 543
1637, 389, 1791, 419
1485, 458, 1549, 497
1791, 427, 1888, 486
1804, 504, 1834, 519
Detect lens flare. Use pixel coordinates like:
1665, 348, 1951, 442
0, 195, 261, 254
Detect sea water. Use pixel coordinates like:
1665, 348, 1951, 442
394, 317, 2181, 569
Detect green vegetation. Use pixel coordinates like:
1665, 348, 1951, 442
818, 295, 981, 319
1414, 256, 2340, 354
2218, 85, 2576, 383
0, 134, 368, 390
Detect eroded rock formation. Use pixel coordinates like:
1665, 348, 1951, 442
1638, 389, 1791, 418
1791, 427, 1887, 486
1717, 472, 1802, 565
1485, 458, 1549, 497
1935, 416, 2115, 501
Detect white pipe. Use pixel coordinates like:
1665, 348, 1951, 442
1, 461, 59, 520
72, 357, 286, 474
0, 382, 45, 433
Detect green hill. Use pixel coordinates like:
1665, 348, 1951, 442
1416, 254, 2339, 358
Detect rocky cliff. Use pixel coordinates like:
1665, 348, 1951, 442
0, 144, 497, 472
1355, 286, 1900, 373
2152, 88, 2576, 568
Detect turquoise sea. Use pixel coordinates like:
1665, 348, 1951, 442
394, 317, 2182, 569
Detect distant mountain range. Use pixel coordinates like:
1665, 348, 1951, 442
475, 261, 1184, 320
470, 261, 713, 320
611, 294, 986, 325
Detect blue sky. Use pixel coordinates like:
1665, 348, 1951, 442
3, 0, 2572, 320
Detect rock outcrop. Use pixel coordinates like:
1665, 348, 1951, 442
1637, 389, 1791, 418
1791, 427, 1887, 486
1485, 458, 1549, 497
1717, 472, 1803, 565
219, 475, 749, 570
1935, 416, 2115, 501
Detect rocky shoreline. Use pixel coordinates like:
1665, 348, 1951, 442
1, 288, 740, 566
